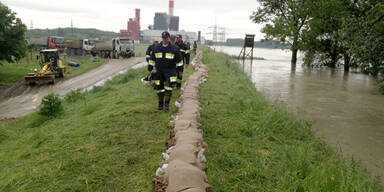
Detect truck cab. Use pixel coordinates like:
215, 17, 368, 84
47, 36, 65, 53
112, 37, 135, 58
82, 39, 95, 52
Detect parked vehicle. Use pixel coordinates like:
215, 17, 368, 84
92, 37, 135, 59
65, 39, 95, 56
29, 36, 65, 53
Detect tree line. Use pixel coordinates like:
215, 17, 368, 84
27, 28, 116, 41
251, 0, 384, 79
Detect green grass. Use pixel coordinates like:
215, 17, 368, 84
199, 47, 382, 192
0, 59, 193, 191
61, 56, 104, 79
0, 54, 105, 86
134, 44, 150, 57
0, 55, 40, 85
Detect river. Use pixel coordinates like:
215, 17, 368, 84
212, 46, 384, 184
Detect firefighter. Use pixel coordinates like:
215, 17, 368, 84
193, 41, 198, 54
175, 34, 190, 89
143, 40, 159, 82
170, 35, 177, 45
148, 31, 182, 111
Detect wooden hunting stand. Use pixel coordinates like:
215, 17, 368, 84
238, 34, 255, 74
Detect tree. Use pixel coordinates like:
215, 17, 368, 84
341, 1, 384, 76
301, 0, 353, 70
250, 0, 311, 67
0, 3, 27, 64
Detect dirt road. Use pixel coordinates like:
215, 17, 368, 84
0, 57, 145, 119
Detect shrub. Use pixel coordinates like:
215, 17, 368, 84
65, 90, 84, 103
39, 94, 63, 117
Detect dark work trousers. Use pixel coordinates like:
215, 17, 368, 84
154, 68, 177, 104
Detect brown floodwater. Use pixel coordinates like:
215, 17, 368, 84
214, 46, 384, 184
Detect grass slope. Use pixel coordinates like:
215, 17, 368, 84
62, 56, 104, 79
134, 44, 150, 57
0, 54, 104, 86
199, 47, 382, 192
0, 64, 193, 191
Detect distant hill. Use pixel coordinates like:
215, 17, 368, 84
206, 39, 290, 49
27, 28, 117, 41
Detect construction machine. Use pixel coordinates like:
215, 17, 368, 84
25, 49, 66, 85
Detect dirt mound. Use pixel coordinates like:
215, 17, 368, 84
0, 81, 31, 100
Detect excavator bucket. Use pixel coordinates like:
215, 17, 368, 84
24, 74, 55, 84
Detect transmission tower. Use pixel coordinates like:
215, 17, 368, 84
71, 19, 74, 36
30, 20, 33, 29
207, 25, 228, 44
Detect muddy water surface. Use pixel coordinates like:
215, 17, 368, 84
214, 46, 384, 184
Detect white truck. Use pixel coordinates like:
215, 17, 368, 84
92, 37, 135, 59
65, 39, 95, 56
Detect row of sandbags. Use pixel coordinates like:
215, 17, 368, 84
153, 51, 212, 192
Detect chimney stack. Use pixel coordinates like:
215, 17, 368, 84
169, 0, 174, 16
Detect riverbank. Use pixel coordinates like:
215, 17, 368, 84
0, 64, 193, 191
199, 47, 382, 191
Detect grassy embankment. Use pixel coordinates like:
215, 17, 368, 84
0, 51, 194, 191
199, 47, 382, 191
0, 54, 105, 86
134, 44, 150, 57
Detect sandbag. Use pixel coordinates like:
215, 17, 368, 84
167, 160, 212, 192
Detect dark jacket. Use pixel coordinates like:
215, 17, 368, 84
148, 42, 182, 72
146, 44, 156, 63
176, 41, 190, 65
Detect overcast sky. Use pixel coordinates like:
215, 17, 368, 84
2, 0, 265, 40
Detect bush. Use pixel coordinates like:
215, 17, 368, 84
65, 90, 84, 103
39, 94, 63, 117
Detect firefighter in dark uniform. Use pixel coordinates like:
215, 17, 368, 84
170, 35, 177, 45
175, 35, 190, 89
144, 40, 159, 81
148, 31, 182, 111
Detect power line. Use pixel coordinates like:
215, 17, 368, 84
71, 19, 74, 36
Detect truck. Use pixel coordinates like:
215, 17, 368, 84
92, 37, 135, 59
65, 39, 95, 56
28, 36, 65, 53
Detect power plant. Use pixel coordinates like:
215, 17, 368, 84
119, 0, 201, 43
153, 0, 179, 31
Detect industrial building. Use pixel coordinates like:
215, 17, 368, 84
141, 30, 198, 43
118, 9, 140, 40
153, 0, 179, 32
169, 16, 179, 31
154, 13, 169, 31
117, 0, 204, 44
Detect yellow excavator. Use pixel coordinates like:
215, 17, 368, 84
25, 49, 66, 85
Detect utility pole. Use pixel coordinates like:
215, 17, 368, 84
71, 19, 74, 37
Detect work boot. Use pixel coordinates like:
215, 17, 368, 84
158, 102, 164, 110
176, 82, 182, 89
157, 92, 165, 110
164, 102, 170, 111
